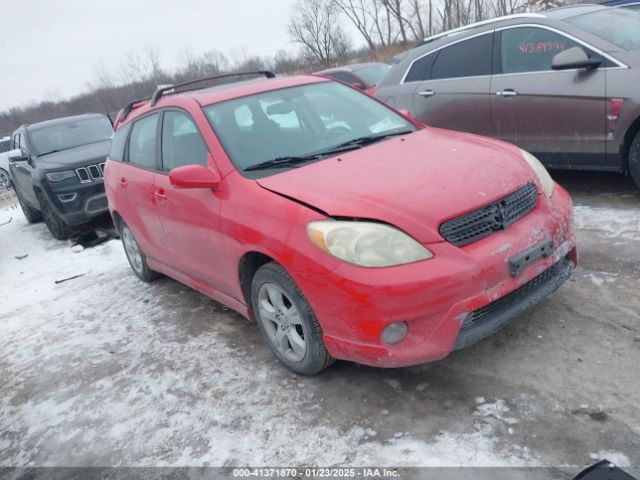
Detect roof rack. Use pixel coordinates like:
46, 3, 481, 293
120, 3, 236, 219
150, 70, 276, 106
420, 13, 545, 44
120, 96, 152, 123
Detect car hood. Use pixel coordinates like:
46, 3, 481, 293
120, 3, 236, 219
256, 128, 537, 243
36, 140, 111, 170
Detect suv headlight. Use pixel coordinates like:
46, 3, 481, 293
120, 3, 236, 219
307, 221, 433, 267
45, 170, 77, 182
520, 149, 554, 198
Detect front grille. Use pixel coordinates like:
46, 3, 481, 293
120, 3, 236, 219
463, 260, 563, 329
76, 162, 105, 183
440, 182, 538, 247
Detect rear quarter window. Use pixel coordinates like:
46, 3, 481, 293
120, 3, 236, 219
109, 122, 132, 161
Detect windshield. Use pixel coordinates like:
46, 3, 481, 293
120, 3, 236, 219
355, 64, 391, 86
567, 7, 640, 51
203, 81, 416, 175
29, 116, 113, 156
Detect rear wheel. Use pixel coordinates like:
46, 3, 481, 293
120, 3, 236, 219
629, 131, 640, 190
251, 262, 333, 375
120, 220, 159, 282
36, 190, 71, 240
15, 188, 42, 224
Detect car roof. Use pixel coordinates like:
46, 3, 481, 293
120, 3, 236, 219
543, 3, 609, 19
316, 62, 390, 74
122, 74, 328, 124
26, 113, 108, 131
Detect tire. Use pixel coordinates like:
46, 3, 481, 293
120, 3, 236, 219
36, 190, 71, 240
629, 131, 640, 190
0, 168, 11, 189
251, 262, 334, 375
119, 220, 159, 282
15, 188, 42, 224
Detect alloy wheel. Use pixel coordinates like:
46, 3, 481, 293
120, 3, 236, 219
257, 282, 307, 362
122, 226, 144, 274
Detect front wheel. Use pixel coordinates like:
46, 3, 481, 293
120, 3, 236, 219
629, 131, 640, 190
120, 220, 159, 282
0, 168, 11, 189
15, 188, 42, 224
36, 190, 71, 240
251, 262, 333, 375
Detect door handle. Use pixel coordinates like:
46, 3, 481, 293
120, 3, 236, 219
496, 89, 518, 97
119, 177, 128, 187
154, 189, 167, 201
418, 89, 435, 97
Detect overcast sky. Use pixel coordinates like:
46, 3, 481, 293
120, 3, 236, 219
0, 0, 329, 112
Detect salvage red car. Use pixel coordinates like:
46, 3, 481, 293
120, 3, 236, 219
105, 71, 577, 375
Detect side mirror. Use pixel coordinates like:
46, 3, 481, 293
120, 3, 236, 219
398, 109, 413, 119
350, 82, 366, 91
8, 149, 27, 162
169, 164, 221, 190
552, 47, 602, 71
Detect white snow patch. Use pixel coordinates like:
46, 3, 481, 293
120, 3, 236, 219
589, 451, 631, 468
583, 271, 618, 287
474, 399, 519, 425
573, 206, 640, 241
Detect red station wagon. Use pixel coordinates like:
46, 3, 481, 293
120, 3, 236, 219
105, 71, 577, 375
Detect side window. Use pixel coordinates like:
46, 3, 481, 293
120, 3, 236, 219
109, 122, 132, 161
161, 111, 208, 171
431, 33, 493, 80
500, 27, 597, 74
404, 52, 437, 82
127, 114, 159, 169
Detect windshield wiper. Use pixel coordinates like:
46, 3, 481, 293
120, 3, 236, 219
243, 130, 414, 172
244, 154, 322, 171
323, 129, 414, 153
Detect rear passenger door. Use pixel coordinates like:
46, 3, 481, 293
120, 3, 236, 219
154, 109, 228, 292
408, 32, 494, 136
490, 26, 607, 168
117, 113, 168, 261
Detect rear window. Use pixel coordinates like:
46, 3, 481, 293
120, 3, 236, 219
567, 8, 640, 51
354, 64, 391, 86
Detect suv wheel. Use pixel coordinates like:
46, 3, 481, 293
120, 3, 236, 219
251, 262, 334, 375
0, 168, 10, 189
36, 190, 71, 240
15, 188, 42, 224
120, 220, 159, 282
629, 131, 640, 190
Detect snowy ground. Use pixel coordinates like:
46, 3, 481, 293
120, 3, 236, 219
0, 172, 639, 474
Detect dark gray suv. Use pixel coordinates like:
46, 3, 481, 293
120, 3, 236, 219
8, 113, 113, 239
375, 4, 640, 188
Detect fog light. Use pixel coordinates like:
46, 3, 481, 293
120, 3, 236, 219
381, 321, 408, 345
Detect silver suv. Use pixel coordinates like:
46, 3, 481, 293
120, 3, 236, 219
375, 4, 640, 188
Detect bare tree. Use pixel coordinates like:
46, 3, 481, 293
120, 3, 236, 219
288, 0, 351, 67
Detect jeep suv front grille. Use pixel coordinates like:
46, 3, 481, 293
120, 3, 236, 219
440, 182, 538, 247
76, 162, 106, 183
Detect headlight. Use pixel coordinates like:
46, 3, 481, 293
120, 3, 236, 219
307, 221, 433, 267
45, 170, 77, 182
520, 149, 554, 198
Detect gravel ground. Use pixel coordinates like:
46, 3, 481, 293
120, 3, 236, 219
0, 171, 638, 473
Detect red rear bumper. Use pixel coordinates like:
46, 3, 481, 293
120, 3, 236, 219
292, 186, 577, 368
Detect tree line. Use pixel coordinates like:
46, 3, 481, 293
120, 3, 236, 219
0, 0, 555, 134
